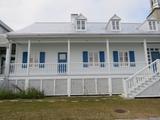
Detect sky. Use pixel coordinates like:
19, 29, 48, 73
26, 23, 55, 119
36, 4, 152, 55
0, 0, 151, 30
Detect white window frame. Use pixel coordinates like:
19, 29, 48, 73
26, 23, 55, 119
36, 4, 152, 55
111, 20, 120, 31
76, 20, 86, 31
88, 51, 99, 67
148, 20, 158, 31
119, 51, 129, 67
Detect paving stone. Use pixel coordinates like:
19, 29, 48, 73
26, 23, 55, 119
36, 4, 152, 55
60, 99, 67, 102
9, 100, 19, 102
48, 100, 56, 103
36, 100, 43, 102
101, 98, 108, 100
71, 101, 78, 103
24, 100, 33, 102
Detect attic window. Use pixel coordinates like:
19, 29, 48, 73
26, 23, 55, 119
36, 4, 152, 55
148, 21, 157, 31
112, 20, 120, 31
76, 20, 86, 31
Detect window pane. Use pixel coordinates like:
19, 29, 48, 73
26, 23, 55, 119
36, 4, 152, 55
112, 21, 116, 30
82, 21, 85, 30
89, 52, 93, 66
116, 21, 119, 30
153, 21, 156, 30
149, 21, 152, 30
77, 20, 81, 29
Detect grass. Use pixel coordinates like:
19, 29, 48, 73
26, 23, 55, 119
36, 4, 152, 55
0, 96, 160, 120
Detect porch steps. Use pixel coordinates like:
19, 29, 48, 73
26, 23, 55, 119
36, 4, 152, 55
128, 77, 160, 98
123, 59, 160, 98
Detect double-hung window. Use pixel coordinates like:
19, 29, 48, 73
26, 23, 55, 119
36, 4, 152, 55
83, 51, 105, 67
112, 20, 120, 31
113, 51, 135, 67
76, 20, 86, 31
148, 21, 157, 31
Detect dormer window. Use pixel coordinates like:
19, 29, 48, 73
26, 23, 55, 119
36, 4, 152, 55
71, 13, 87, 31
148, 20, 157, 31
112, 20, 120, 30
76, 20, 86, 31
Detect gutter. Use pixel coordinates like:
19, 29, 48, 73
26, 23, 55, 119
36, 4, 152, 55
7, 33, 160, 39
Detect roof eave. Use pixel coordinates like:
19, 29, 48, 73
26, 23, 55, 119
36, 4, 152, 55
7, 33, 160, 39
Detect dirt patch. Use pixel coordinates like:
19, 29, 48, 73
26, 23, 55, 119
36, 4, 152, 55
114, 109, 128, 114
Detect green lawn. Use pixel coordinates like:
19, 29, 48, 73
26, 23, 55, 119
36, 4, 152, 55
0, 96, 160, 120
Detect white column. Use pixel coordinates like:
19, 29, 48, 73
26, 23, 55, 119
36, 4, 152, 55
95, 78, 98, 94
27, 40, 31, 75
143, 39, 148, 65
106, 40, 112, 96
25, 40, 31, 90
5, 42, 12, 77
106, 40, 111, 73
67, 40, 70, 74
67, 40, 71, 97
122, 78, 128, 98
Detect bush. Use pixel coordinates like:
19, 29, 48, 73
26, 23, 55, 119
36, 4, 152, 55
19, 88, 44, 99
0, 88, 44, 100
0, 89, 17, 100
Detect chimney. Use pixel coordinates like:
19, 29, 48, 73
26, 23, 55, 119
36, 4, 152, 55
71, 14, 78, 24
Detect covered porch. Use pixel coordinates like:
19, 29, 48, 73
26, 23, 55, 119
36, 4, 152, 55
8, 38, 152, 77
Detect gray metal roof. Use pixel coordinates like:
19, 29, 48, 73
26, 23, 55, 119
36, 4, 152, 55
0, 20, 13, 33
8, 22, 160, 36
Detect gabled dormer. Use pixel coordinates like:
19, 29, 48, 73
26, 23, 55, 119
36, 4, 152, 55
106, 14, 121, 32
71, 13, 87, 32
139, 17, 158, 32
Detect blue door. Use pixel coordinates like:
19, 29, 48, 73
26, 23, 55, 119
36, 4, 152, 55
151, 52, 160, 62
58, 52, 67, 73
151, 52, 160, 73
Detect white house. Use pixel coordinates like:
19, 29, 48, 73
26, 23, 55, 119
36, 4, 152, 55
0, 20, 13, 75
1, 0, 160, 98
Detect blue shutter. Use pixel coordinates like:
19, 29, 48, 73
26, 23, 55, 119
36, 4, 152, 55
129, 51, 135, 67
99, 51, 105, 67
22, 52, 28, 63
113, 51, 119, 67
83, 51, 88, 67
40, 52, 45, 63
22, 52, 28, 68
39, 52, 45, 68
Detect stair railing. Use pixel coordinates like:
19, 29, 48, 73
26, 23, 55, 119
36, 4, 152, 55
123, 59, 160, 98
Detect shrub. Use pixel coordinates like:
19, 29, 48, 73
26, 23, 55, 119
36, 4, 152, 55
0, 89, 17, 100
0, 88, 44, 100
19, 88, 45, 99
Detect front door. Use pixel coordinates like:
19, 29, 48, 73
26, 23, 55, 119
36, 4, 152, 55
58, 52, 67, 74
151, 52, 160, 62
151, 52, 160, 73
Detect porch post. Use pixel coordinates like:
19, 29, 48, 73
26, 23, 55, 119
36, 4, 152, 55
67, 40, 71, 74
106, 40, 112, 96
25, 40, 31, 90
5, 42, 12, 78
143, 39, 148, 65
67, 39, 71, 96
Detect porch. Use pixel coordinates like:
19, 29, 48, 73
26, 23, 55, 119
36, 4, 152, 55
9, 38, 151, 76
3, 38, 160, 97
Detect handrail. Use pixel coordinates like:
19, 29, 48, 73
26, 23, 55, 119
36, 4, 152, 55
125, 59, 160, 82
123, 59, 160, 98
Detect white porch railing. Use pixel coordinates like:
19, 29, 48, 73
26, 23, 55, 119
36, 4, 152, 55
123, 59, 160, 98
9, 62, 146, 76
